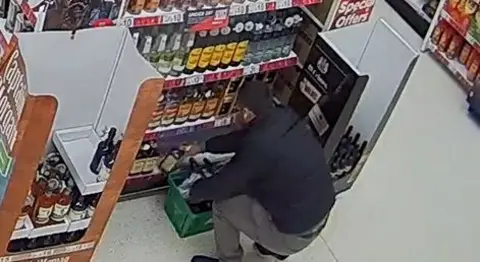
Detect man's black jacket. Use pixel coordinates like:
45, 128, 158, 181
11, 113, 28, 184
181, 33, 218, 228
190, 106, 335, 235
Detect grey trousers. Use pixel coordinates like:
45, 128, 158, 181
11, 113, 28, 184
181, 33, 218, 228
213, 195, 326, 262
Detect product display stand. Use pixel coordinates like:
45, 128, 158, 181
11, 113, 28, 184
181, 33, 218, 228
385, 0, 439, 37
0, 27, 164, 261
422, 0, 480, 93
318, 18, 418, 192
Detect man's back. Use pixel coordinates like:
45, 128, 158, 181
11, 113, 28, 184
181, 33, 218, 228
241, 107, 335, 234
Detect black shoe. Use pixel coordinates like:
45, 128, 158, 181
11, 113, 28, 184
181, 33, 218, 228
253, 243, 289, 261
191, 255, 219, 262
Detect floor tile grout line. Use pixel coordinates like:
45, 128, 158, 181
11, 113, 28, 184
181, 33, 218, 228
320, 235, 340, 262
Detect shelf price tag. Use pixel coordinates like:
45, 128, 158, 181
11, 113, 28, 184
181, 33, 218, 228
134, 16, 161, 27
275, 0, 292, 9
162, 12, 183, 24
185, 74, 204, 86
120, 17, 134, 27
248, 1, 266, 14
244, 64, 260, 75
214, 117, 232, 127
229, 4, 247, 16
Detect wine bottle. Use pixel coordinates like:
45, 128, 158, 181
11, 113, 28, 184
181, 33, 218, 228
90, 127, 117, 174
69, 196, 87, 221
184, 31, 205, 74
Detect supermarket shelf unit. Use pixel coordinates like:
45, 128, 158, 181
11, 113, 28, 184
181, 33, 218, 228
385, 0, 437, 37
422, 0, 480, 93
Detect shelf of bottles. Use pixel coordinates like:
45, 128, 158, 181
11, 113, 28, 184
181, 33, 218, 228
329, 125, 367, 193
132, 9, 302, 80
8, 151, 102, 253
121, 72, 275, 195
427, 0, 480, 92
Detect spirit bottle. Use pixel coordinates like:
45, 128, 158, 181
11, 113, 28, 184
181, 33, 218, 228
201, 83, 224, 119
160, 149, 184, 173
90, 127, 117, 174
184, 31, 206, 74
174, 88, 195, 125
51, 186, 73, 222
127, 0, 146, 14
87, 194, 100, 218
220, 17, 241, 69
172, 32, 194, 76
208, 26, 229, 71
160, 91, 180, 126
33, 179, 60, 226
148, 92, 166, 129
140, 141, 157, 174
69, 196, 87, 221
232, 16, 253, 66
15, 191, 34, 230
196, 29, 218, 73
188, 86, 206, 122
130, 142, 149, 176
158, 25, 179, 76
144, 0, 160, 12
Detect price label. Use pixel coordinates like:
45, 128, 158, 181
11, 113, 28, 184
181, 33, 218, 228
276, 0, 292, 9
214, 117, 232, 127
214, 8, 229, 20
229, 4, 246, 16
121, 17, 134, 27
248, 1, 266, 13
244, 64, 260, 75
163, 12, 183, 24
134, 16, 160, 27
185, 74, 204, 86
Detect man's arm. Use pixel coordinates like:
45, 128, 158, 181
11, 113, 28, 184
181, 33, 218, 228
204, 129, 249, 154
189, 153, 259, 202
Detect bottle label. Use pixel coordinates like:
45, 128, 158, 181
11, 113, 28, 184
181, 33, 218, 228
198, 46, 215, 69
175, 103, 193, 123
69, 209, 86, 221
161, 106, 178, 125
210, 44, 226, 67
189, 101, 206, 120
186, 48, 202, 70
98, 166, 111, 182
202, 98, 219, 118
172, 33, 182, 51
130, 159, 145, 174
157, 34, 168, 52
221, 43, 237, 65
141, 157, 157, 173
145, 0, 160, 11
51, 203, 70, 221
87, 206, 95, 218
172, 55, 185, 71
161, 155, 178, 173
232, 40, 248, 63
36, 206, 53, 222
157, 58, 173, 74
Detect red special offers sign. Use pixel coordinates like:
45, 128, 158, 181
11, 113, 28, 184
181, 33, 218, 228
330, 0, 375, 29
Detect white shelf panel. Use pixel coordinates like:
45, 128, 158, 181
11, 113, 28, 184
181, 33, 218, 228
10, 216, 34, 240
66, 217, 92, 232
28, 218, 69, 239
52, 126, 106, 195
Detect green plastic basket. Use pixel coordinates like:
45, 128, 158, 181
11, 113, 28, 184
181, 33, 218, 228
164, 171, 213, 238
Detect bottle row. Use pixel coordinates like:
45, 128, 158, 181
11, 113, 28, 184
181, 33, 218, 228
330, 126, 367, 180
148, 75, 247, 129
133, 10, 303, 77
8, 230, 87, 253
10, 152, 102, 252
127, 0, 264, 14
432, 20, 480, 82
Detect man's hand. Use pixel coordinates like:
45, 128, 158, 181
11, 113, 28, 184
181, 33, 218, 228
181, 143, 202, 157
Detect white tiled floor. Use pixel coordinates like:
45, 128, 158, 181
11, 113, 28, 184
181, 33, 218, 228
94, 1, 480, 262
